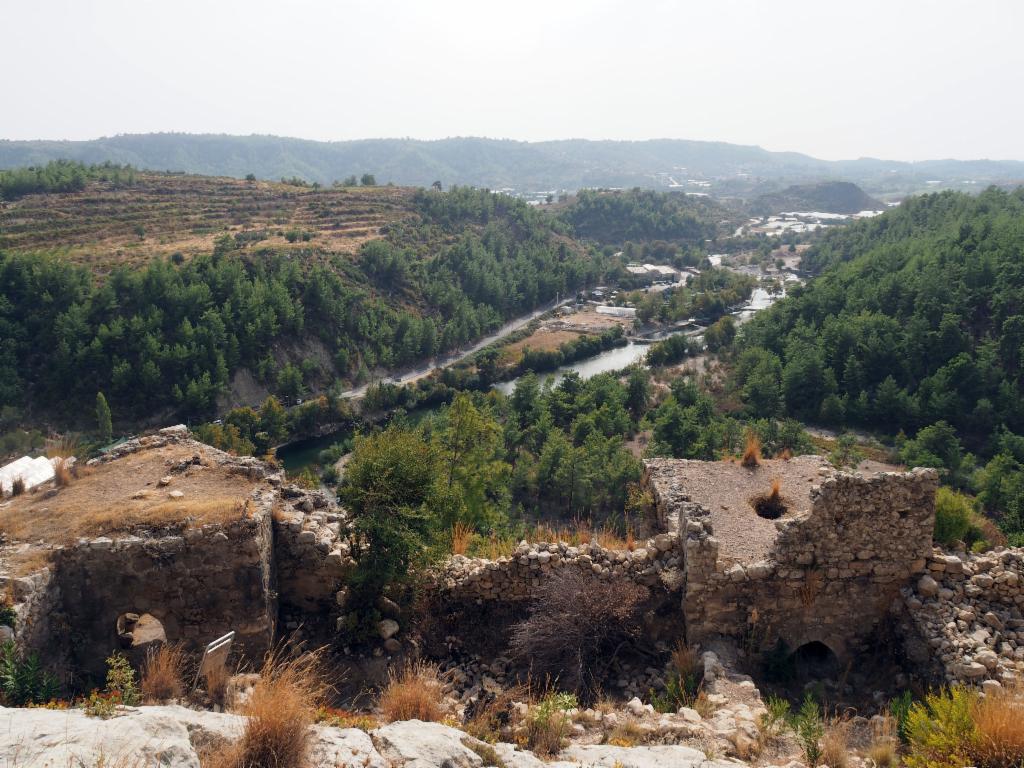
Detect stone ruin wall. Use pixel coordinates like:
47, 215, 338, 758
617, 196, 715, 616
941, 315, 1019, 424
903, 548, 1024, 691
662, 466, 938, 658
55, 511, 277, 682
2, 428, 355, 684
440, 531, 685, 601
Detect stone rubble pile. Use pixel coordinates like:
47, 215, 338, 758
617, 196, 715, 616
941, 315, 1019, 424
905, 547, 1024, 689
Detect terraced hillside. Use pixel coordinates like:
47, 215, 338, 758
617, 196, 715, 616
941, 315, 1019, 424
0, 173, 414, 269
0, 173, 603, 428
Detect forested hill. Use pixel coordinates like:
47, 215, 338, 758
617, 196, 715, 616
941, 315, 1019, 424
749, 181, 883, 215
735, 186, 1024, 538
0, 174, 604, 427
559, 188, 726, 246
3, 133, 1023, 193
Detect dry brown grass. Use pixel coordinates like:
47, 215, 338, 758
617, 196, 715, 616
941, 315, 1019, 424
451, 521, 474, 556
53, 458, 73, 488
141, 643, 187, 703
866, 714, 899, 768
741, 432, 762, 468
45, 435, 80, 459
0, 444, 260, 545
202, 649, 326, 768
821, 719, 851, 768
526, 519, 635, 551
204, 663, 231, 708
671, 641, 701, 680
972, 683, 1024, 767
464, 682, 530, 743
378, 661, 446, 723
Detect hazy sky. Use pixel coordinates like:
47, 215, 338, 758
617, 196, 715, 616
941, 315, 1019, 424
5, 0, 1023, 161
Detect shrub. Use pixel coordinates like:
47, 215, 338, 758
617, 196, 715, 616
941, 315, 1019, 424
933, 487, 974, 547
890, 689, 913, 743
508, 568, 648, 702
741, 431, 762, 468
464, 683, 529, 744
905, 686, 975, 768
11, 476, 25, 496
379, 661, 445, 722
971, 683, 1024, 768
791, 695, 824, 767
650, 642, 703, 713
53, 458, 73, 487
821, 719, 851, 768
867, 714, 899, 768
141, 643, 186, 703
830, 433, 864, 469
758, 694, 791, 745
0, 641, 58, 705
524, 692, 577, 756
206, 650, 326, 768
104, 652, 140, 706
451, 521, 473, 555
462, 736, 507, 767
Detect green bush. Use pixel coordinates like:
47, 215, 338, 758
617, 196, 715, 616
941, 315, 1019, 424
904, 687, 975, 768
0, 641, 58, 705
790, 695, 824, 767
104, 652, 140, 706
934, 487, 974, 546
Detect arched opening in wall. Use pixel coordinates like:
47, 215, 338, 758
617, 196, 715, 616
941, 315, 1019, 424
116, 612, 167, 650
791, 640, 840, 680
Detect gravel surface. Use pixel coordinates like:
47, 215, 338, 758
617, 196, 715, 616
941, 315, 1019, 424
672, 455, 834, 563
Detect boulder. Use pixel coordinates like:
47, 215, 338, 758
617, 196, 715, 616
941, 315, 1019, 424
371, 720, 484, 767
561, 744, 728, 768
917, 574, 939, 597
378, 619, 400, 640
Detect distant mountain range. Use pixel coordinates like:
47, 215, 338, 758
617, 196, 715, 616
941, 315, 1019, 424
1, 134, 1022, 199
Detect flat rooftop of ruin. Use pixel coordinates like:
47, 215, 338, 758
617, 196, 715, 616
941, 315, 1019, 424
0, 439, 266, 573
646, 454, 900, 564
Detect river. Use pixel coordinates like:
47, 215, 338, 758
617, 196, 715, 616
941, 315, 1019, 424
280, 269, 794, 471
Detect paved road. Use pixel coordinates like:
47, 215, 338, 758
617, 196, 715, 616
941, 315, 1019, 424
340, 296, 572, 400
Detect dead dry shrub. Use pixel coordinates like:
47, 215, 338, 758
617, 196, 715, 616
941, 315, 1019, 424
11, 476, 25, 496
451, 521, 473, 556
378, 660, 445, 723
53, 458, 73, 488
821, 718, 851, 768
508, 568, 648, 703
464, 682, 530, 743
741, 431, 762, 468
202, 649, 326, 768
866, 714, 899, 768
671, 641, 701, 681
972, 682, 1024, 768
141, 643, 187, 703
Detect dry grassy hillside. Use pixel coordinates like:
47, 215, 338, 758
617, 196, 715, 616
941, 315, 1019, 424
0, 173, 415, 269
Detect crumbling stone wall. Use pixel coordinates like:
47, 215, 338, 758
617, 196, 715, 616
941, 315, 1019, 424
273, 496, 355, 640
440, 534, 685, 603
662, 466, 938, 659
54, 508, 277, 681
904, 548, 1024, 689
